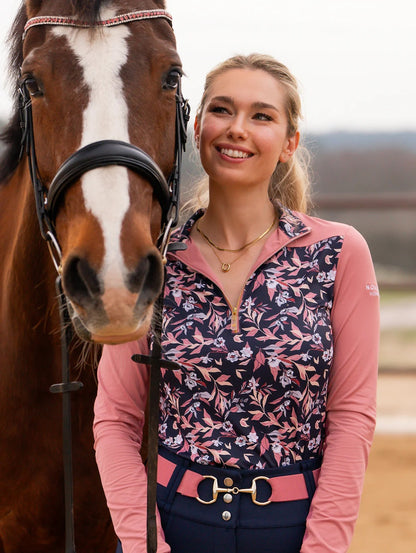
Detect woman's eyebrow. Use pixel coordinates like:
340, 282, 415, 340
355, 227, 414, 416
252, 101, 280, 112
210, 96, 280, 113
210, 95, 234, 105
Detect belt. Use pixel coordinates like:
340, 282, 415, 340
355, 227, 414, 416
157, 455, 320, 505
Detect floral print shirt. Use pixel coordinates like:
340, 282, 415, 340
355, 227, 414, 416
159, 207, 342, 469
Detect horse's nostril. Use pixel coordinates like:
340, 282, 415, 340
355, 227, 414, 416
64, 256, 101, 304
128, 251, 163, 302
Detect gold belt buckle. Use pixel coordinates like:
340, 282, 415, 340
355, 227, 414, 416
196, 475, 271, 506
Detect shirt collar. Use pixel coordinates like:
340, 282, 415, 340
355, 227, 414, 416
170, 204, 310, 245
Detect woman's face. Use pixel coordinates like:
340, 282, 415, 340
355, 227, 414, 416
195, 68, 299, 192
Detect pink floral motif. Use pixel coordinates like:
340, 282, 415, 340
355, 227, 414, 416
158, 208, 342, 469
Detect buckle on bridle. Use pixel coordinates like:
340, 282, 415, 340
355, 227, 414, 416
196, 475, 271, 506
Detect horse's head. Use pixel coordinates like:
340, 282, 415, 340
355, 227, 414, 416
13, 1, 188, 344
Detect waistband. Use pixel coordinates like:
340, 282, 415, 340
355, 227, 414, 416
157, 447, 321, 504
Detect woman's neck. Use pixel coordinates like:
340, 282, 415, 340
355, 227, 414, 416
198, 186, 277, 250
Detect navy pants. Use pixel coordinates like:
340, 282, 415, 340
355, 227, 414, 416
117, 447, 320, 553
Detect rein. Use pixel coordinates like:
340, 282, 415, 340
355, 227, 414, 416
19, 10, 189, 553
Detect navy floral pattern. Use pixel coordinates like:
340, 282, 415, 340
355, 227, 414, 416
159, 208, 343, 469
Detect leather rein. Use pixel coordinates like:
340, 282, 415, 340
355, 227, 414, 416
19, 9, 189, 553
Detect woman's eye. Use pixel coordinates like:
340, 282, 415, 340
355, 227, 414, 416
210, 106, 229, 114
23, 76, 43, 98
163, 69, 182, 90
254, 112, 273, 121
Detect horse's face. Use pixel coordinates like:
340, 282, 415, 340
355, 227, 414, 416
22, 2, 182, 343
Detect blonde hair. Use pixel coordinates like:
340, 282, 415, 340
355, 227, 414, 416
186, 53, 311, 214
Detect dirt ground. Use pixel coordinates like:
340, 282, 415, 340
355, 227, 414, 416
349, 434, 416, 553
348, 373, 416, 552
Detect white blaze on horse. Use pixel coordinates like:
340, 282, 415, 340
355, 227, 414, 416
0, 1, 188, 551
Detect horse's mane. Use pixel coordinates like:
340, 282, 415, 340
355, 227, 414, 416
0, 0, 165, 184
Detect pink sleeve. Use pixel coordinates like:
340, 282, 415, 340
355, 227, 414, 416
301, 226, 379, 553
93, 339, 170, 553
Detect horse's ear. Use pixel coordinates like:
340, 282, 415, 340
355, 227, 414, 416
25, 0, 43, 18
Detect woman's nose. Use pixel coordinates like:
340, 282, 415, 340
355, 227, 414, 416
227, 115, 248, 139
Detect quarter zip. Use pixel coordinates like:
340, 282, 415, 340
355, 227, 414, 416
168, 228, 311, 335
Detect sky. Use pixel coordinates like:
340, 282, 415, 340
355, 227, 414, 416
0, 0, 415, 133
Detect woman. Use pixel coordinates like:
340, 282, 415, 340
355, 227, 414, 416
93, 54, 379, 553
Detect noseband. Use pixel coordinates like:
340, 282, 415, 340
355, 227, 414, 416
19, 10, 189, 553
19, 8, 190, 268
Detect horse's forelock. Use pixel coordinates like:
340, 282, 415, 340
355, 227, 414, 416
70, 0, 104, 23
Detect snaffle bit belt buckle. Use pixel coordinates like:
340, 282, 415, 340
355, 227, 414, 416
196, 475, 271, 506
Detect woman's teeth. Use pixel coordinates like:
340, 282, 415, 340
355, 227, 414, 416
220, 148, 251, 159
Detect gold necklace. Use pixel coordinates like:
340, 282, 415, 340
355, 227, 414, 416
196, 213, 277, 253
206, 244, 248, 273
197, 214, 277, 273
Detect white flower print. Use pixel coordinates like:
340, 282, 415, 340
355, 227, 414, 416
243, 296, 255, 310
241, 345, 253, 358
312, 333, 322, 346
248, 430, 258, 444
272, 441, 283, 453
327, 269, 336, 281
183, 296, 196, 312
266, 278, 278, 290
213, 337, 226, 348
235, 436, 246, 447
268, 355, 281, 369
196, 455, 210, 465
276, 290, 289, 306
226, 351, 239, 363
174, 434, 183, 445
279, 369, 294, 388
317, 272, 326, 282
247, 377, 258, 392
322, 347, 333, 362
301, 423, 311, 435
184, 372, 198, 389
222, 421, 233, 432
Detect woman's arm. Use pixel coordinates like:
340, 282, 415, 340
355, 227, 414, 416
93, 339, 170, 553
301, 226, 380, 553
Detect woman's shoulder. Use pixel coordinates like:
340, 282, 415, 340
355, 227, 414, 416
287, 208, 367, 247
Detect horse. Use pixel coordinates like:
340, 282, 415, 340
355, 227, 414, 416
0, 1, 188, 551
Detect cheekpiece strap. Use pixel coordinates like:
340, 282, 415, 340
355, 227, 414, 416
23, 9, 173, 40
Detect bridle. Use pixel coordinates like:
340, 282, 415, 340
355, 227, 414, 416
19, 9, 190, 553
19, 8, 190, 268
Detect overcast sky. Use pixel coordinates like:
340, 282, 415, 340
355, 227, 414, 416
1, 0, 415, 133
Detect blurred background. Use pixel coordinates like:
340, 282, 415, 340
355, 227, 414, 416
1, 1, 415, 551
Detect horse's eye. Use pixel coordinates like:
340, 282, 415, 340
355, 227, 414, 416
163, 69, 182, 90
24, 77, 43, 98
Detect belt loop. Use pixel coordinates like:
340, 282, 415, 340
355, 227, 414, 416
164, 461, 189, 510
302, 470, 317, 500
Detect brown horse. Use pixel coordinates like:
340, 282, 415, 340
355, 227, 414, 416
0, 1, 187, 551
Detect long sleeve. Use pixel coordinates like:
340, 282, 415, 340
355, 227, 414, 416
93, 339, 170, 553
301, 226, 379, 552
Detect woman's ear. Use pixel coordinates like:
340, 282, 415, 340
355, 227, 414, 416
194, 116, 200, 148
279, 131, 300, 163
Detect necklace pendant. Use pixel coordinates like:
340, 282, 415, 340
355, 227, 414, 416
221, 263, 231, 273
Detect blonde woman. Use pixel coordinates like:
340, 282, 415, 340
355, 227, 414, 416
94, 54, 379, 553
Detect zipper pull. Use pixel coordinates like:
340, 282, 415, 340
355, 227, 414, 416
231, 306, 238, 332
